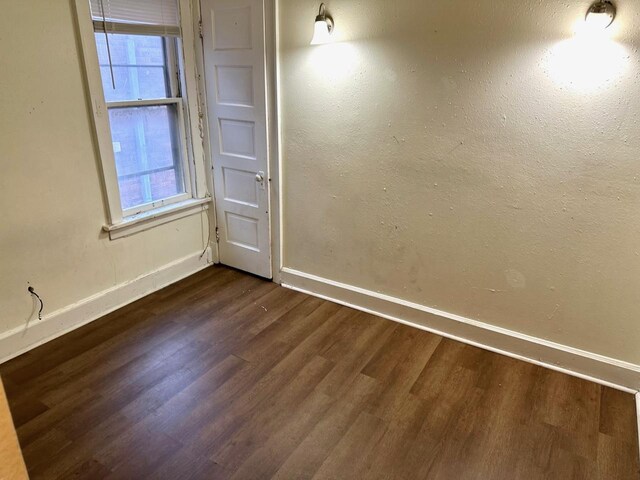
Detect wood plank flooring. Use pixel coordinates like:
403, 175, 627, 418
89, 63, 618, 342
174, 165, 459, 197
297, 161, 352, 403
1, 265, 638, 479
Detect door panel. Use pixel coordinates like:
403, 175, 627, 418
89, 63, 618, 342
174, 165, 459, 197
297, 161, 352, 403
202, 0, 271, 278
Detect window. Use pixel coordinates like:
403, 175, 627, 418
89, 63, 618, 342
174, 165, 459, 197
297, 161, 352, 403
76, 0, 208, 233
96, 33, 187, 211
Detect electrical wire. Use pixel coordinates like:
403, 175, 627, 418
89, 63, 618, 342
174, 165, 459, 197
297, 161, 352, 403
28, 286, 44, 321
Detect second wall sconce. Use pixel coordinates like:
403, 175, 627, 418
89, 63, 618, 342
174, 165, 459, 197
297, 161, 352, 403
311, 3, 334, 45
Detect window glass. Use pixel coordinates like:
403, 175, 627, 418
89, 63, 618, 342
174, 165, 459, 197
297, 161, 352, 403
95, 33, 170, 102
108, 105, 184, 209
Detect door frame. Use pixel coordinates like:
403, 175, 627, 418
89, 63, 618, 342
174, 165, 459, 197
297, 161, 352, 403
193, 0, 282, 282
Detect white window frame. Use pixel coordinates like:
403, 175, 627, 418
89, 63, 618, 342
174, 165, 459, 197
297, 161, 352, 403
74, 0, 210, 237
103, 35, 193, 217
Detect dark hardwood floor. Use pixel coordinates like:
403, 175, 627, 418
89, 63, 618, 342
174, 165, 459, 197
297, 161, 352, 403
1, 265, 638, 479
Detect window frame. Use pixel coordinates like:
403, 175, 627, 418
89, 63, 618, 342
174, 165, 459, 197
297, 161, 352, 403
74, 0, 209, 232
102, 32, 193, 216
110, 98, 193, 217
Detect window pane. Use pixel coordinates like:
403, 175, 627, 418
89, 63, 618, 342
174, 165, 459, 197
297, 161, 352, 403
108, 105, 184, 210
95, 33, 170, 101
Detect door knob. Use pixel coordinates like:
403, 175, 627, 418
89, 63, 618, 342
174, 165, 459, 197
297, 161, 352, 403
255, 172, 264, 183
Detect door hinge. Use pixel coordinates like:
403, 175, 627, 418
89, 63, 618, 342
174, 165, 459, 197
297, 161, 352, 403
215, 226, 220, 243
198, 19, 203, 39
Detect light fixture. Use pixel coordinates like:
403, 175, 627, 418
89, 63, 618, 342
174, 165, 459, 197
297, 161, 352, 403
585, 0, 616, 30
310, 3, 333, 45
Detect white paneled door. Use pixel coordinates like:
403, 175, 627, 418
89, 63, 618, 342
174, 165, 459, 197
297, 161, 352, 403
202, 0, 272, 278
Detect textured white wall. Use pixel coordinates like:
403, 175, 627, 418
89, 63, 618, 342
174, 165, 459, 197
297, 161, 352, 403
278, 0, 640, 364
0, 1, 208, 334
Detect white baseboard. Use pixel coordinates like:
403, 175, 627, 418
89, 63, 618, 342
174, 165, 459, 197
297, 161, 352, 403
281, 267, 640, 393
636, 393, 640, 460
0, 248, 213, 365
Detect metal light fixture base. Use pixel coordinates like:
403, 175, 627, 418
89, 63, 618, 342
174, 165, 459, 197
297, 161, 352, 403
585, 0, 616, 29
316, 3, 334, 33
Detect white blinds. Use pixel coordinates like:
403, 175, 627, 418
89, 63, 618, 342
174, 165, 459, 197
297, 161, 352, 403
89, 0, 179, 27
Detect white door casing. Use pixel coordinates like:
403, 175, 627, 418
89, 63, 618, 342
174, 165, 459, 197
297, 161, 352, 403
202, 0, 272, 278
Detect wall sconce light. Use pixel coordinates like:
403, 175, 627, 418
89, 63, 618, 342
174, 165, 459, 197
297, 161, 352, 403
311, 3, 333, 45
585, 0, 616, 30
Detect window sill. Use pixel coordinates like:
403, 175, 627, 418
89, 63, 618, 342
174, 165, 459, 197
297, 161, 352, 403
103, 197, 212, 240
